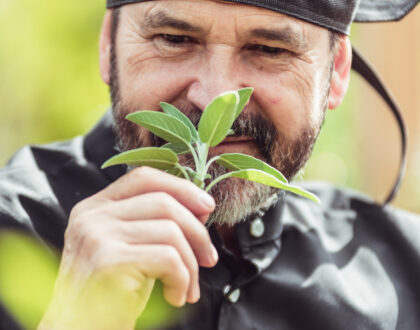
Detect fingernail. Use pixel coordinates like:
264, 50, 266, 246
210, 244, 219, 264
201, 193, 215, 210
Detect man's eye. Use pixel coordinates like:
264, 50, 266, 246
157, 34, 194, 46
246, 44, 288, 55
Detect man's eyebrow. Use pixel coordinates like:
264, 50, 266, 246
248, 28, 307, 49
142, 10, 204, 33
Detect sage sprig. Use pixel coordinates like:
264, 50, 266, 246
102, 88, 320, 203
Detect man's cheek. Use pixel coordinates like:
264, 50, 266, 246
124, 47, 161, 73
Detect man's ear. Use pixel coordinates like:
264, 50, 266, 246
328, 36, 352, 109
99, 10, 113, 86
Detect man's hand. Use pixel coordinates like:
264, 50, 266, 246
38, 167, 217, 330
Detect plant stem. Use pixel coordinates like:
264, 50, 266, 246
175, 163, 190, 181
204, 155, 220, 174
205, 172, 234, 192
195, 142, 209, 182
187, 143, 200, 172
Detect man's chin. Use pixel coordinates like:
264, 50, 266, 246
206, 177, 278, 227
201, 162, 278, 227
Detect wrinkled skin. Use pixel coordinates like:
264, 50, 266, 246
39, 1, 351, 329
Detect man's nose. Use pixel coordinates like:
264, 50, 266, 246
185, 51, 246, 111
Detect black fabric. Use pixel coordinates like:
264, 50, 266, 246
105, 0, 419, 35
1, 111, 420, 329
354, 0, 420, 22
0, 302, 22, 330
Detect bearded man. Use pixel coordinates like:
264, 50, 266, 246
1, 0, 420, 329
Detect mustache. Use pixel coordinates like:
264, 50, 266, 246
160, 103, 278, 162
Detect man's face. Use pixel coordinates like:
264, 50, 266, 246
108, 0, 335, 225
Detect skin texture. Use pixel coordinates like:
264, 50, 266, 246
39, 1, 351, 328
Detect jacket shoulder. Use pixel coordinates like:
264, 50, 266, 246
0, 138, 87, 244
284, 181, 420, 252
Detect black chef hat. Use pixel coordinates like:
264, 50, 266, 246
106, 0, 419, 35
105, 0, 419, 204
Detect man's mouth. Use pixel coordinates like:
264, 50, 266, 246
211, 136, 256, 155
219, 136, 253, 144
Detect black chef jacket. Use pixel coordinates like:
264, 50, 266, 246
1, 110, 420, 330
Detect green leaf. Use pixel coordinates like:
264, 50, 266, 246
198, 91, 239, 147
227, 129, 235, 136
165, 167, 184, 178
160, 102, 199, 141
101, 147, 178, 170
161, 143, 189, 155
216, 153, 287, 183
209, 169, 320, 203
126, 111, 191, 148
235, 87, 254, 120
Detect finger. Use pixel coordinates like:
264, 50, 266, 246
198, 214, 209, 223
118, 220, 200, 303
99, 167, 215, 216
121, 244, 192, 307
112, 193, 218, 268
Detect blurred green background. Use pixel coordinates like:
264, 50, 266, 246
0, 0, 109, 160
0, 0, 419, 328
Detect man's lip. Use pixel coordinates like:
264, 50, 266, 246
211, 136, 257, 155
219, 136, 253, 144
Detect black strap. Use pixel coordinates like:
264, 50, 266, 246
351, 46, 408, 205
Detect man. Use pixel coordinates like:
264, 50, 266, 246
1, 0, 420, 329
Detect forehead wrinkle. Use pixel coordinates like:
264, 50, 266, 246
142, 9, 205, 33
234, 8, 314, 41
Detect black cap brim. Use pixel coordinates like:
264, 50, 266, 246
106, 0, 419, 35
355, 0, 419, 22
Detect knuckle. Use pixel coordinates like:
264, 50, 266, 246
161, 247, 190, 288
69, 201, 85, 220
63, 227, 74, 246
163, 220, 183, 239
195, 222, 211, 242
69, 204, 94, 228
70, 216, 102, 252
190, 259, 199, 277
82, 225, 101, 249
65, 213, 88, 243
155, 194, 178, 218
177, 265, 191, 291
75, 211, 95, 234
160, 222, 198, 277
162, 245, 180, 265
132, 166, 155, 182
86, 234, 102, 256
162, 246, 183, 271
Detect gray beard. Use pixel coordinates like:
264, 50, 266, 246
115, 107, 324, 227
207, 174, 278, 227
179, 154, 279, 227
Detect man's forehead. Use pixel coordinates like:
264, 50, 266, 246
135, 1, 312, 49
138, 1, 306, 29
